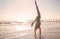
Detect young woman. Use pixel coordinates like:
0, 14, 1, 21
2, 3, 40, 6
31, 0, 41, 39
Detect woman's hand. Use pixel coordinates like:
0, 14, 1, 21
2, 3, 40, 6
31, 22, 33, 27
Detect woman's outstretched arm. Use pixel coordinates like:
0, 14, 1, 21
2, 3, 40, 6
31, 17, 37, 27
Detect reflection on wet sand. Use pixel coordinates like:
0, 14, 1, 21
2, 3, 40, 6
0, 22, 60, 39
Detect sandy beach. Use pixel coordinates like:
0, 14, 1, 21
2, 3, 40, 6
0, 22, 60, 39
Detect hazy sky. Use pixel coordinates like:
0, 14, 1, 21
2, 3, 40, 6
0, 0, 60, 21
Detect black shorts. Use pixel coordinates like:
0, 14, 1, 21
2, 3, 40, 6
36, 22, 41, 26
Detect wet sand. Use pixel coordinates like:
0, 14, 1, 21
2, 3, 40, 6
0, 22, 60, 39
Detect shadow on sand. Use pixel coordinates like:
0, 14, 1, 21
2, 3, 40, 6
39, 35, 45, 39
